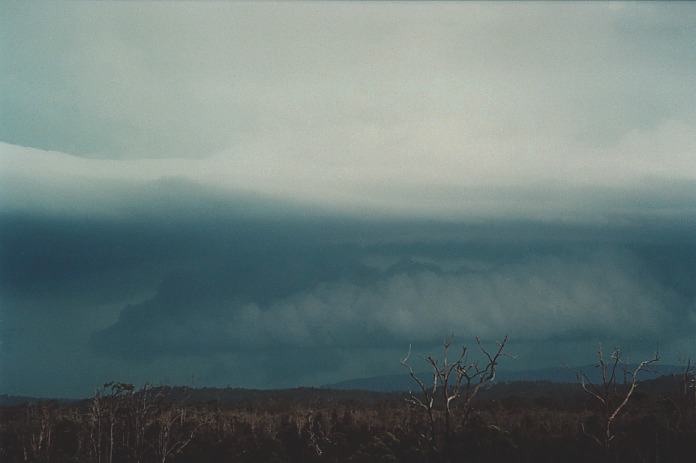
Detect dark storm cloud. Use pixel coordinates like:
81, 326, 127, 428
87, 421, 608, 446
2, 2, 696, 398
88, 247, 381, 358
2, 173, 696, 396
89, 240, 696, 357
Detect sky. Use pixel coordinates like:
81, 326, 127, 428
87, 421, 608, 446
1, 1, 695, 398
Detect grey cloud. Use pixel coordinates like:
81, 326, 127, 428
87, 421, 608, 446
90, 246, 696, 362
3, 1, 696, 396
3, 205, 696, 395
2, 3, 696, 169
4, 143, 696, 224
2, 4, 695, 224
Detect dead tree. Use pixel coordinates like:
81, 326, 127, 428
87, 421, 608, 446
88, 382, 136, 463
154, 407, 202, 463
455, 336, 510, 427
21, 404, 53, 463
88, 388, 105, 463
104, 382, 135, 463
131, 384, 160, 463
674, 358, 696, 429
578, 344, 660, 449
401, 335, 510, 447
681, 359, 696, 408
401, 343, 437, 446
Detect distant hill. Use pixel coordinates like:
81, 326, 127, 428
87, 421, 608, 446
0, 394, 79, 407
1, 365, 685, 405
0, 388, 393, 408
322, 364, 685, 392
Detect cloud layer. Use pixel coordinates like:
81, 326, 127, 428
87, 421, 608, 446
2, 2, 696, 397
2, 206, 696, 396
3, 2, 696, 219
91, 249, 692, 356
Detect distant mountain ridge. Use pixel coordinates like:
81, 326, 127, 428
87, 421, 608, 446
0, 394, 79, 407
1, 365, 685, 405
321, 364, 685, 392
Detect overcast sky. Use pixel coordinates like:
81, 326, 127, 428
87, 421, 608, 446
1, 2, 695, 397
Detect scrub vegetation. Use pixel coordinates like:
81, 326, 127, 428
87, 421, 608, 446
1, 343, 695, 462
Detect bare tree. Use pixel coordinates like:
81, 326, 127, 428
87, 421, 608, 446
401, 343, 438, 446
88, 388, 105, 463
104, 382, 135, 463
681, 359, 696, 408
154, 407, 202, 463
129, 384, 160, 463
455, 336, 510, 428
578, 344, 660, 449
21, 405, 53, 463
401, 335, 510, 447
673, 358, 696, 430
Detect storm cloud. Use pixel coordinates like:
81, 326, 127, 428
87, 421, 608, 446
92, 248, 693, 354
1, 2, 696, 397
3, 202, 695, 396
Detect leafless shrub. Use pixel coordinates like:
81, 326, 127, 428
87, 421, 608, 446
671, 358, 696, 430
577, 344, 659, 449
153, 407, 204, 463
401, 335, 510, 447
681, 359, 696, 409
20, 404, 53, 463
